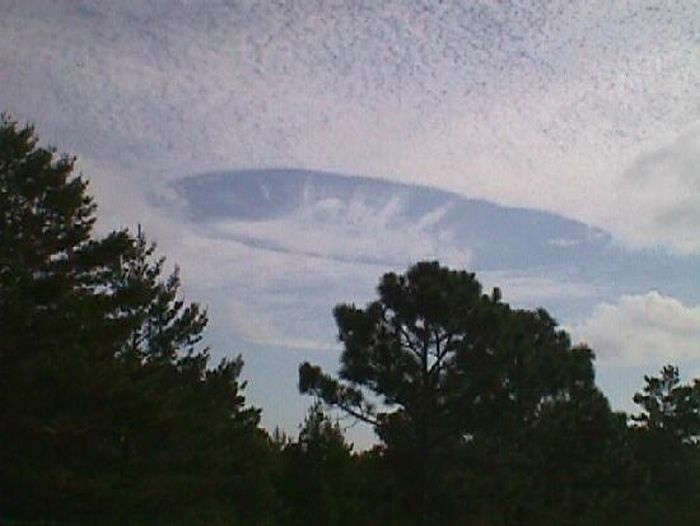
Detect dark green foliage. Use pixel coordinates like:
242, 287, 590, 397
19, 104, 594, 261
628, 365, 700, 516
633, 365, 700, 444
299, 262, 642, 525
274, 403, 361, 526
1, 115, 131, 519
0, 116, 271, 525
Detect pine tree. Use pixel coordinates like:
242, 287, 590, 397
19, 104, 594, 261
276, 403, 356, 526
0, 115, 135, 518
299, 261, 615, 525
0, 115, 269, 524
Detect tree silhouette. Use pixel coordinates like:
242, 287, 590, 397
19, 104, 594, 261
629, 365, 700, 514
0, 115, 269, 524
633, 365, 700, 445
299, 261, 603, 524
275, 403, 358, 526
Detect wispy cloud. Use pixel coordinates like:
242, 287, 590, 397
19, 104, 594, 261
205, 190, 470, 269
169, 182, 473, 350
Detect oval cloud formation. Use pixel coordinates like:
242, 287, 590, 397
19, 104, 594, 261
172, 169, 608, 271
165, 170, 699, 355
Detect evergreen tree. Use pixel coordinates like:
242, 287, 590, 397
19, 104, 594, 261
633, 365, 700, 444
276, 403, 357, 526
629, 365, 700, 519
299, 261, 619, 525
0, 115, 135, 518
0, 115, 269, 524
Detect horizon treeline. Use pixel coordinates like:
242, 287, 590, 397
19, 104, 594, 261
2, 116, 699, 526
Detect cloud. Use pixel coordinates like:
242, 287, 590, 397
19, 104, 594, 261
228, 298, 338, 352
479, 270, 601, 307
171, 184, 473, 349
608, 123, 700, 254
173, 209, 605, 351
571, 292, 700, 365
174, 234, 385, 351
205, 189, 471, 269
2, 1, 698, 255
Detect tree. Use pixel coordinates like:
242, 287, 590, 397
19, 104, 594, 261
275, 403, 358, 526
299, 261, 608, 525
0, 115, 137, 518
0, 115, 269, 524
633, 365, 700, 444
629, 365, 700, 512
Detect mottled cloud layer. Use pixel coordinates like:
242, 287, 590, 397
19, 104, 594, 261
2, 0, 699, 252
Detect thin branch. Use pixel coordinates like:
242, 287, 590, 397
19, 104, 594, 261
335, 399, 379, 427
397, 323, 424, 362
429, 332, 453, 376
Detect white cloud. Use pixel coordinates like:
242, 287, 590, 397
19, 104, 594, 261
607, 123, 700, 254
164, 221, 387, 350
206, 191, 471, 269
571, 292, 700, 365
479, 270, 601, 308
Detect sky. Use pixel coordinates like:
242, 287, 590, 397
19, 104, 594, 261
1, 0, 699, 447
